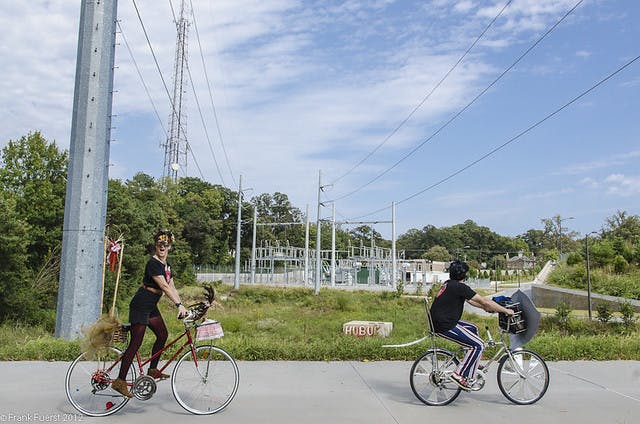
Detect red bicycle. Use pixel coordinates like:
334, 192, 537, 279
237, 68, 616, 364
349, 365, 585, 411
65, 287, 239, 416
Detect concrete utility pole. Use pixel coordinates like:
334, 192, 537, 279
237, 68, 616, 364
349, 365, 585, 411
331, 203, 336, 287
315, 170, 323, 294
391, 201, 397, 288
234, 175, 243, 290
56, 0, 118, 339
304, 204, 310, 285
251, 205, 257, 284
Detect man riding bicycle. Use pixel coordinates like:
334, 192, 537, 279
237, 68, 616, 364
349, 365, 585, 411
429, 260, 515, 391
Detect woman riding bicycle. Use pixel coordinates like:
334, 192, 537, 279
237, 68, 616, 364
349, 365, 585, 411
111, 229, 189, 398
429, 260, 514, 391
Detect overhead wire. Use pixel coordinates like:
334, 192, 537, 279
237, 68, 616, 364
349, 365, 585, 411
132, 0, 174, 105
330, 0, 514, 187
330, 0, 584, 203
348, 52, 640, 221
189, 0, 238, 188
116, 21, 168, 137
185, 61, 228, 186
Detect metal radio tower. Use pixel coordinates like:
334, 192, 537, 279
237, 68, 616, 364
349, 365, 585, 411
163, 0, 190, 182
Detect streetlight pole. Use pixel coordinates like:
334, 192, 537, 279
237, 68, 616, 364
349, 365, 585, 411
585, 231, 597, 320
234, 175, 252, 290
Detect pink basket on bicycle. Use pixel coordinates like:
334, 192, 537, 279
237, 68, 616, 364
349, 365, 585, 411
195, 319, 224, 341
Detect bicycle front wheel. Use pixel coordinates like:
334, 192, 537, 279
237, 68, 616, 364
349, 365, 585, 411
65, 347, 136, 417
410, 349, 462, 406
172, 344, 239, 414
497, 349, 549, 405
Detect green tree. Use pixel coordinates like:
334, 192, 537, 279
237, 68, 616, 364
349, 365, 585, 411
0, 131, 67, 270
0, 191, 34, 323
421, 245, 451, 262
589, 240, 616, 268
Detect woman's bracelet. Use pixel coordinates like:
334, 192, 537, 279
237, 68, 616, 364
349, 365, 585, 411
175, 302, 182, 308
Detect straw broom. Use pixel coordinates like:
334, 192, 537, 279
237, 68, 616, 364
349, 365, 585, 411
81, 236, 124, 358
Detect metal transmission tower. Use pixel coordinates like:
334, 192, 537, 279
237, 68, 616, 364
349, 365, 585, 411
163, 0, 190, 182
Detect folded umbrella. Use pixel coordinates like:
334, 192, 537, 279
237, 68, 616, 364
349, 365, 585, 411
509, 289, 541, 349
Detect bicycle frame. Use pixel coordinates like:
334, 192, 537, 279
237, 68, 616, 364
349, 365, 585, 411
135, 322, 195, 377
477, 326, 531, 379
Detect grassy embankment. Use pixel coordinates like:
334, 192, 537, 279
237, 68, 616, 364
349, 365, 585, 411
1, 284, 638, 361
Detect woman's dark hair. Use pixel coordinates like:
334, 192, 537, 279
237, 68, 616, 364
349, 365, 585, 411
449, 260, 469, 281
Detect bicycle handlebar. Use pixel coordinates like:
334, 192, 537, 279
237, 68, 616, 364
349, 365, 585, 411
180, 285, 216, 324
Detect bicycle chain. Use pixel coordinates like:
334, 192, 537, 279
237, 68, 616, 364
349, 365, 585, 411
132, 375, 157, 401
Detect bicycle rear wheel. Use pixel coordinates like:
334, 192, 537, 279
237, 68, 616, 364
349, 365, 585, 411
171, 344, 239, 415
497, 349, 549, 405
65, 347, 136, 417
410, 349, 462, 406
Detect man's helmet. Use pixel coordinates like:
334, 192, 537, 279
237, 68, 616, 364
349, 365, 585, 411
449, 260, 469, 281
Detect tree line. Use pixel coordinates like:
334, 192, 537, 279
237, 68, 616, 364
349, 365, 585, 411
1, 132, 639, 328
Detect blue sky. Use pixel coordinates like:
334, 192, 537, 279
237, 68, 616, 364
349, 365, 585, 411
1, 0, 639, 240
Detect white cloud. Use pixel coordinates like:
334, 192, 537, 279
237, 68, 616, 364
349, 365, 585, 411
454, 1, 475, 14
575, 49, 592, 58
561, 150, 640, 175
604, 174, 640, 197
435, 189, 505, 205
520, 187, 574, 201
579, 177, 599, 189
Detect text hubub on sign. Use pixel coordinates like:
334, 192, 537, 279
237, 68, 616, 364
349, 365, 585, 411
343, 321, 392, 337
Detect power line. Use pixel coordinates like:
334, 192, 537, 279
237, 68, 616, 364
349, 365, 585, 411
185, 142, 206, 180
185, 61, 227, 186
350, 52, 640, 221
331, 0, 584, 203
132, 0, 173, 105
330, 0, 514, 187
189, 0, 237, 188
116, 21, 167, 137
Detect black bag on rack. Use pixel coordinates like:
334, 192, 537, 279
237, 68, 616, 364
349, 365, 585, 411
493, 296, 527, 334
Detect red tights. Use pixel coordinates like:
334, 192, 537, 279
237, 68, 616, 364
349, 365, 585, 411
118, 315, 168, 380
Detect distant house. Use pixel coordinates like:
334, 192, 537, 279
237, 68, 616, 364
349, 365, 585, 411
506, 253, 536, 270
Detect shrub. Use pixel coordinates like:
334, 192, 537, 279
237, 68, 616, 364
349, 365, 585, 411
619, 301, 637, 327
613, 255, 628, 274
555, 301, 572, 330
566, 252, 583, 266
596, 303, 612, 324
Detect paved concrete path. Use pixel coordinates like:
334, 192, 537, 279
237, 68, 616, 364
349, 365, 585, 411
1, 361, 638, 423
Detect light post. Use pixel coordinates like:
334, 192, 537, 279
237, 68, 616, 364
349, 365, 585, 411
494, 257, 498, 293
557, 216, 575, 260
234, 175, 253, 290
585, 231, 598, 320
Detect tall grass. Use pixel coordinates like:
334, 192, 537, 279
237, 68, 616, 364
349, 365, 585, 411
0, 285, 638, 361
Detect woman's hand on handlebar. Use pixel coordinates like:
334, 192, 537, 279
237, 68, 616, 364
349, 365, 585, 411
177, 304, 189, 319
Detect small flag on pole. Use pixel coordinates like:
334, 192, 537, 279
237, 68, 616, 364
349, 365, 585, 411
108, 240, 121, 272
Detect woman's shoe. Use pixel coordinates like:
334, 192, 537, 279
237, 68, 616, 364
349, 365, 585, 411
111, 378, 133, 398
147, 368, 170, 380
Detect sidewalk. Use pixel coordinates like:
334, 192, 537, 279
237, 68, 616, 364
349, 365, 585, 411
1, 360, 639, 423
